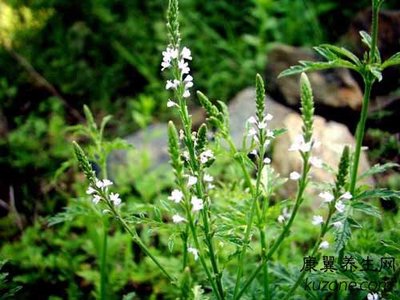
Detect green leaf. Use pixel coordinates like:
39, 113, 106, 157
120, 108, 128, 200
315, 44, 361, 65
360, 31, 372, 49
350, 201, 381, 219
354, 188, 400, 201
358, 163, 399, 180
382, 52, 400, 69
368, 65, 382, 81
278, 59, 356, 78
334, 217, 352, 254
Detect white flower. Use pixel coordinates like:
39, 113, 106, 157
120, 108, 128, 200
167, 99, 178, 108
250, 149, 257, 156
188, 247, 199, 260
183, 89, 190, 98
288, 135, 312, 152
310, 156, 323, 168
335, 200, 345, 213
168, 189, 184, 203
86, 186, 96, 195
258, 121, 267, 129
265, 113, 273, 121
191, 196, 204, 211
367, 292, 379, 300
319, 241, 329, 249
182, 151, 190, 161
332, 221, 342, 228
266, 130, 274, 138
248, 127, 257, 137
166, 79, 180, 90
207, 183, 215, 190
247, 116, 257, 124
110, 192, 121, 206
181, 47, 192, 60
340, 192, 352, 200
187, 176, 198, 187
161, 47, 178, 71
200, 149, 214, 164
263, 157, 271, 164
172, 214, 186, 224
312, 215, 324, 226
319, 191, 335, 203
179, 130, 185, 140
184, 75, 193, 89
290, 171, 301, 181
178, 59, 190, 74
102, 179, 113, 187
204, 174, 214, 182
92, 195, 101, 204
277, 215, 285, 223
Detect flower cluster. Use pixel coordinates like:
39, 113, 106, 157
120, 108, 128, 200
162, 45, 193, 105
247, 114, 274, 145
86, 178, 121, 207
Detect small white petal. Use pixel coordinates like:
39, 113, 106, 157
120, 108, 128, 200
319, 191, 335, 203
335, 200, 345, 213
191, 196, 203, 211
312, 215, 324, 225
110, 192, 121, 206
167, 100, 177, 108
340, 192, 352, 200
248, 128, 257, 137
310, 156, 323, 168
277, 215, 285, 223
86, 186, 96, 195
319, 241, 329, 249
332, 221, 342, 228
172, 214, 186, 224
181, 47, 192, 60
204, 173, 214, 182
265, 113, 273, 121
168, 189, 184, 203
247, 116, 257, 124
187, 176, 198, 187
188, 247, 199, 260
183, 89, 190, 98
263, 157, 271, 164
92, 195, 101, 204
289, 171, 301, 181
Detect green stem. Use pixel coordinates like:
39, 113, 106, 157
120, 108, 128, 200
104, 200, 176, 283
349, 81, 372, 194
235, 157, 310, 299
100, 218, 108, 300
284, 206, 334, 299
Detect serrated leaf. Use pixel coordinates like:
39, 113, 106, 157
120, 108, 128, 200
317, 44, 361, 65
353, 188, 400, 201
351, 201, 381, 219
278, 60, 356, 78
382, 52, 400, 69
360, 31, 372, 49
358, 163, 399, 180
368, 65, 383, 81
334, 217, 352, 254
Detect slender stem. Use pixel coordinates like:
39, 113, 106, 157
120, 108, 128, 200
284, 206, 334, 299
100, 218, 108, 300
350, 0, 380, 193
105, 200, 176, 283
349, 81, 372, 194
235, 157, 310, 299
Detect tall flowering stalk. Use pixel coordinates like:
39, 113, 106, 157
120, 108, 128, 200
163, 0, 224, 298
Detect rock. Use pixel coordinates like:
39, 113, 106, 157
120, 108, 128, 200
265, 44, 363, 110
228, 87, 294, 147
107, 123, 169, 177
272, 112, 374, 197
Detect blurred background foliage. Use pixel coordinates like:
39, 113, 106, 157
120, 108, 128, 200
0, 0, 399, 298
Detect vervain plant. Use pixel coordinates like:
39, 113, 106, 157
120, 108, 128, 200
71, 0, 400, 299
